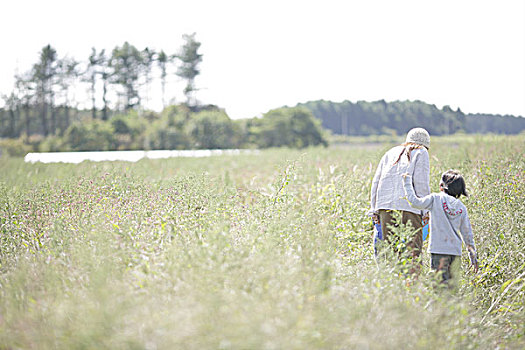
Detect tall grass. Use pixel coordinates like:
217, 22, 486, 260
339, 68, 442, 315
0, 135, 523, 349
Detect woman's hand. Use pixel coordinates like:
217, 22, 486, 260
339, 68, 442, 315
422, 212, 430, 225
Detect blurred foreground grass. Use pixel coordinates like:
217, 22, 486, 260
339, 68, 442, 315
0, 135, 524, 349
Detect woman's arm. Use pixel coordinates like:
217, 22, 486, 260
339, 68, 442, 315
369, 155, 384, 215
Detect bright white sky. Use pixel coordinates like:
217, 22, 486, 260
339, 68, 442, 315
1, 0, 524, 119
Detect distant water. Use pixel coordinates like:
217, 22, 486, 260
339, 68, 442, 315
24, 149, 258, 164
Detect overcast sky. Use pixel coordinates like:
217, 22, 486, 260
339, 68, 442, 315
1, 0, 524, 119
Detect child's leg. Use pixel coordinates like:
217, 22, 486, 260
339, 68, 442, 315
430, 254, 457, 282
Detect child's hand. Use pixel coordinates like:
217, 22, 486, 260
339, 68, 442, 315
472, 261, 479, 273
401, 172, 410, 179
470, 258, 479, 273
468, 246, 478, 273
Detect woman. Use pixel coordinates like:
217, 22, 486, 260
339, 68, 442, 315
369, 127, 431, 260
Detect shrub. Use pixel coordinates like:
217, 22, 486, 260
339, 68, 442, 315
109, 112, 149, 150
63, 119, 117, 151
250, 107, 328, 148
0, 137, 33, 157
185, 110, 240, 149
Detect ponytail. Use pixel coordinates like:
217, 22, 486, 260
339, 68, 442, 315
393, 142, 426, 165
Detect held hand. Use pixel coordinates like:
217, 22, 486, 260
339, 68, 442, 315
422, 213, 430, 225
401, 172, 410, 179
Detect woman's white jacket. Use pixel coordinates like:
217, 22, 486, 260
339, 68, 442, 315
370, 145, 431, 216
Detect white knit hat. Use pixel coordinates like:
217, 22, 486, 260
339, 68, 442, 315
405, 127, 430, 148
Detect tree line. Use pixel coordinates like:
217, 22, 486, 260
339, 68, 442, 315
0, 32, 328, 156
0, 33, 202, 139
0, 104, 327, 156
1, 32, 523, 156
297, 100, 525, 136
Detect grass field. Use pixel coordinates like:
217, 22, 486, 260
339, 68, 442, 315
0, 135, 524, 349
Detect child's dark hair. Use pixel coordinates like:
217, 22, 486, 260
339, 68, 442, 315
440, 170, 468, 198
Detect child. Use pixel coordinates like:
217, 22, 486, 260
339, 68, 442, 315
402, 170, 478, 282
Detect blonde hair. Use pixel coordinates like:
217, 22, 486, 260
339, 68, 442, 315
393, 142, 427, 165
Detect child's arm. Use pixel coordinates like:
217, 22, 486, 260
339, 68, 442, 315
412, 150, 431, 199
461, 211, 478, 272
467, 245, 478, 273
412, 152, 431, 219
401, 174, 434, 210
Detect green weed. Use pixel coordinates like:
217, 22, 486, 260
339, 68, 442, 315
0, 135, 523, 349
